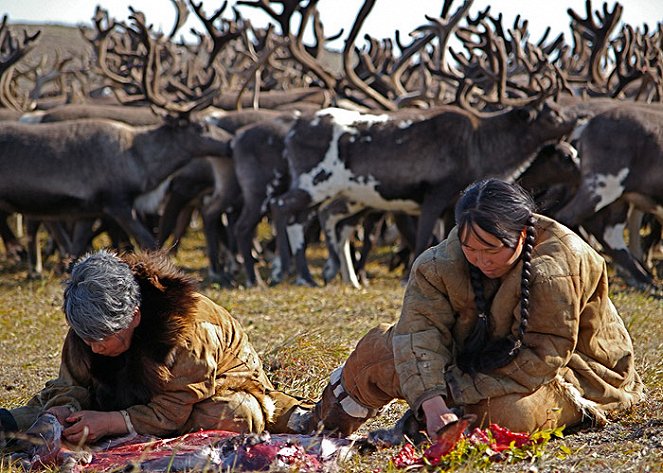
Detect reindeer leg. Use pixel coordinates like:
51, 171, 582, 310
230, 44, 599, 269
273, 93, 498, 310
582, 201, 655, 289
318, 199, 365, 288
388, 213, 417, 274
409, 193, 452, 282
201, 198, 234, 288
25, 219, 43, 278
234, 199, 266, 288
0, 212, 26, 263
270, 189, 312, 285
168, 203, 196, 254
337, 222, 361, 289
318, 203, 343, 285
158, 191, 197, 252
289, 221, 318, 287
104, 204, 158, 250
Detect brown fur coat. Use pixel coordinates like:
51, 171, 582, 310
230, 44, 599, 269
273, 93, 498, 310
25, 252, 301, 436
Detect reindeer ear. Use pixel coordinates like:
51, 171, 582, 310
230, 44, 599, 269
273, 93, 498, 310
517, 106, 537, 123
158, 112, 183, 128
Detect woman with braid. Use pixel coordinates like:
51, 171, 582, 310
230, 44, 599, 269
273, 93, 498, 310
304, 178, 644, 439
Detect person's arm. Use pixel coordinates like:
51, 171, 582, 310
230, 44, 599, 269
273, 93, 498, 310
60, 342, 217, 443
392, 246, 461, 416
447, 274, 580, 404
121, 344, 218, 437
29, 331, 93, 418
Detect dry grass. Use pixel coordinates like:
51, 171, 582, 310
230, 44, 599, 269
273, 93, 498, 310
0, 225, 662, 472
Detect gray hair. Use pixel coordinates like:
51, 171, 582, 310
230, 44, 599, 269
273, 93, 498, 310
63, 249, 141, 341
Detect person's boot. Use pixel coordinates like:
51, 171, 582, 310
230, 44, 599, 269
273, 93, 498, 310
367, 409, 427, 446
0, 408, 19, 449
306, 366, 379, 437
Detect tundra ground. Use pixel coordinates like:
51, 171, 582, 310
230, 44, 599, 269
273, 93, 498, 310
0, 227, 661, 472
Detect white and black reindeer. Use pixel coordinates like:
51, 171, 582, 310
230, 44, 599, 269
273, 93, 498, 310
269, 100, 578, 286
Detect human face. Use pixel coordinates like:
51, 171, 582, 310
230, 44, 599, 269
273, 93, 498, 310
460, 224, 525, 279
84, 309, 141, 357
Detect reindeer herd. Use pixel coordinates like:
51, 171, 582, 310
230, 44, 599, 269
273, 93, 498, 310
0, 0, 661, 292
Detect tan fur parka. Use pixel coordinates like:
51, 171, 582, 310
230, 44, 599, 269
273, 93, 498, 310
17, 253, 302, 436
392, 215, 644, 422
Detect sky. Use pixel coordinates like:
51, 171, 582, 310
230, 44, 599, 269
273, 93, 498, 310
2, 0, 661, 51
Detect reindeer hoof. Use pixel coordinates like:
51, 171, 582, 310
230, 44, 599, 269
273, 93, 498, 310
322, 261, 339, 284
27, 270, 44, 280
294, 276, 318, 287
208, 271, 235, 288
244, 277, 267, 290
268, 272, 285, 286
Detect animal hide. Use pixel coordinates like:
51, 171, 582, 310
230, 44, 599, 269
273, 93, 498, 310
4, 415, 354, 472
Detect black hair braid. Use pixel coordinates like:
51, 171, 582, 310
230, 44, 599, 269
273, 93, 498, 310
459, 219, 538, 374
510, 217, 537, 357
456, 264, 490, 374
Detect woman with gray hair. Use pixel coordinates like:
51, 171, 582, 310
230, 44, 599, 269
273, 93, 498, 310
0, 250, 310, 444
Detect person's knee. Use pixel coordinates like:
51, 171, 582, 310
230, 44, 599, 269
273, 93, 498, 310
186, 392, 266, 434
464, 391, 583, 433
342, 324, 399, 407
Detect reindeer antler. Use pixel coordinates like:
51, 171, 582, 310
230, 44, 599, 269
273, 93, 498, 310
0, 15, 41, 110
567, 0, 623, 87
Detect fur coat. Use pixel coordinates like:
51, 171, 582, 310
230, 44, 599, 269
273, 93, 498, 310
392, 215, 645, 423
24, 252, 300, 436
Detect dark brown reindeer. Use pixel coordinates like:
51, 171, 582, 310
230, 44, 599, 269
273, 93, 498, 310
73, 0, 268, 284
449, 0, 663, 290
218, 112, 298, 287
0, 8, 233, 277
179, 107, 287, 284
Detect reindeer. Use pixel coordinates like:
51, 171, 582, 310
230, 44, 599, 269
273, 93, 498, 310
222, 112, 299, 287
0, 5, 235, 276
259, 0, 578, 285
555, 105, 663, 288
268, 97, 577, 286
0, 114, 231, 259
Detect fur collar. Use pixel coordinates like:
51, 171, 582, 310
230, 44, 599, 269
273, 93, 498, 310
122, 251, 198, 365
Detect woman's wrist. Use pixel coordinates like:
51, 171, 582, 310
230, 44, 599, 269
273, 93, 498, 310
421, 395, 451, 415
118, 410, 136, 435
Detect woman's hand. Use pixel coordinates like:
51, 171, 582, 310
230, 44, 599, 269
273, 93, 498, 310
421, 396, 459, 440
63, 410, 127, 444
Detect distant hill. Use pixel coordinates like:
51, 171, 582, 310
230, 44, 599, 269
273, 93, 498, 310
5, 21, 344, 109
9, 21, 344, 76
10, 23, 94, 64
